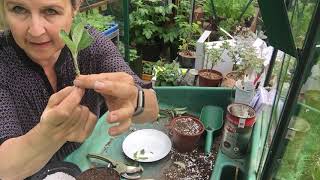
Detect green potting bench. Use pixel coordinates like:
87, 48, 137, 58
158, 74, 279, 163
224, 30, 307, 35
64, 87, 265, 179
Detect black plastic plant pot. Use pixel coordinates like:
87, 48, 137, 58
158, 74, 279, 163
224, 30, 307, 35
178, 51, 196, 69
29, 161, 81, 180
76, 167, 120, 180
137, 43, 162, 62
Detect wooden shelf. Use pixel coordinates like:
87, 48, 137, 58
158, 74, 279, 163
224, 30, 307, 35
80, 0, 108, 12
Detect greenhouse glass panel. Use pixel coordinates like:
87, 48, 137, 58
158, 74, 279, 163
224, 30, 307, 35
275, 34, 320, 179
286, 0, 317, 49
257, 53, 298, 178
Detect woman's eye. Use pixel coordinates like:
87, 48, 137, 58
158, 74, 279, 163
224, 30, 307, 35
12, 6, 27, 14
45, 8, 58, 15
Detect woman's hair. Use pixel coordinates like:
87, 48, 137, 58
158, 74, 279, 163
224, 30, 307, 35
0, 0, 5, 29
0, 0, 80, 30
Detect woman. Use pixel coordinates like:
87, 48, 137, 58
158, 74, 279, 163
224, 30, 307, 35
0, 0, 159, 179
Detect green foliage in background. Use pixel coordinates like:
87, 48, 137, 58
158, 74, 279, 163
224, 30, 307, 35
129, 0, 177, 45
199, 0, 255, 33
276, 105, 320, 180
79, 9, 114, 32
118, 42, 139, 62
287, 0, 316, 48
154, 60, 181, 86
142, 61, 155, 75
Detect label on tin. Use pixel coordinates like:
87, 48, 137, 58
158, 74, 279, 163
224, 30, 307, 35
238, 118, 246, 128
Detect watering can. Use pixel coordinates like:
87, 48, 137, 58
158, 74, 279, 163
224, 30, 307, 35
200, 105, 224, 155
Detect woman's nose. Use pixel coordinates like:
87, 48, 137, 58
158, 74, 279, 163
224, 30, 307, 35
27, 16, 46, 37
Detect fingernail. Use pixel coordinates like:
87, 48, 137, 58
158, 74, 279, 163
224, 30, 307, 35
94, 81, 105, 90
73, 80, 81, 87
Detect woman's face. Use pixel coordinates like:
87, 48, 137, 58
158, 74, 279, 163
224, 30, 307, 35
4, 0, 75, 64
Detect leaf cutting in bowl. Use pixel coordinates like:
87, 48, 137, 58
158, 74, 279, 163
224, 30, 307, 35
133, 149, 148, 161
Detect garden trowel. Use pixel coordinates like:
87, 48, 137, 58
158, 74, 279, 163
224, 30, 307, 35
200, 105, 224, 155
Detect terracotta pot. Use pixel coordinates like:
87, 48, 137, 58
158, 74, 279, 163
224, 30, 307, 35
142, 74, 153, 81
222, 71, 244, 87
76, 167, 120, 180
198, 69, 223, 87
170, 116, 205, 152
178, 51, 196, 69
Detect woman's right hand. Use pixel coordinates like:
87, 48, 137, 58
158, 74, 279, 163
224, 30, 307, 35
38, 86, 97, 143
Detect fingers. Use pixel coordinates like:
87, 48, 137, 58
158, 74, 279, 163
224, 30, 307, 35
73, 73, 135, 90
47, 86, 74, 108
107, 107, 134, 136
66, 106, 97, 142
108, 118, 131, 136
107, 107, 134, 123
93, 81, 137, 98
57, 87, 85, 112
83, 112, 97, 137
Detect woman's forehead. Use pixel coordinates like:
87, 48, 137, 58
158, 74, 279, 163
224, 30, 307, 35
5, 0, 71, 8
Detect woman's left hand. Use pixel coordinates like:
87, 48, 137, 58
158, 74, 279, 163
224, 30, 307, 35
73, 72, 138, 136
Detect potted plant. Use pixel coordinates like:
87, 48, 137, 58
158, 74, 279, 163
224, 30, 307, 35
170, 116, 205, 152
198, 44, 224, 87
142, 61, 154, 82
177, 38, 196, 69
129, 0, 177, 61
222, 33, 263, 87
175, 9, 202, 68
153, 60, 181, 86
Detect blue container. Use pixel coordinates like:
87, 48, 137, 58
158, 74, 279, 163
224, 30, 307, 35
102, 23, 118, 38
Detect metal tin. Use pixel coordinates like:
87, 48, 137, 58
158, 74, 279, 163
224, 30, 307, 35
221, 103, 256, 159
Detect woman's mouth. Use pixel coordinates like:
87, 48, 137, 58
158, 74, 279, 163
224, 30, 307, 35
29, 41, 52, 48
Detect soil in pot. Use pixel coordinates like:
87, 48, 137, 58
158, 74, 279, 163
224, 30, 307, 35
171, 116, 205, 152
178, 51, 196, 69
198, 69, 223, 87
222, 71, 244, 87
173, 117, 202, 135
76, 167, 120, 180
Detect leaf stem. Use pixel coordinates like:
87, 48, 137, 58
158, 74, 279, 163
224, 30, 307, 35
72, 54, 80, 76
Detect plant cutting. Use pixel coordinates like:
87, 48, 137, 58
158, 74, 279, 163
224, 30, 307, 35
59, 15, 93, 76
133, 149, 148, 161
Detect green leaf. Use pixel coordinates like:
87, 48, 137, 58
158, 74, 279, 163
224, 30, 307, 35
140, 149, 145, 155
59, 30, 76, 54
78, 30, 93, 51
59, 14, 94, 76
72, 22, 85, 47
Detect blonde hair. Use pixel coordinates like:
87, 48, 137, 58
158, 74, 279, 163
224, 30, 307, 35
0, 0, 6, 30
